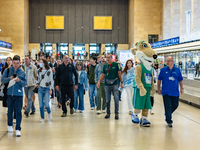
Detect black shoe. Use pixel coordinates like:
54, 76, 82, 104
115, 114, 119, 120
70, 108, 74, 114
24, 111, 29, 118
105, 114, 110, 119
167, 123, 173, 128
61, 113, 67, 117
30, 111, 35, 115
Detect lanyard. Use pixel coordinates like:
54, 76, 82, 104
107, 62, 113, 75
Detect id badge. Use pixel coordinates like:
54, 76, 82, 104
145, 73, 152, 84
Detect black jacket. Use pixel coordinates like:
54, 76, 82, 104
55, 63, 78, 86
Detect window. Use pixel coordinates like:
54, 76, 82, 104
58, 43, 68, 55
148, 35, 159, 44
105, 43, 116, 54
44, 43, 52, 54
89, 43, 100, 55
73, 43, 85, 55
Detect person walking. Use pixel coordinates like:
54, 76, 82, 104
157, 57, 184, 128
55, 59, 62, 108
1, 55, 27, 137
74, 61, 88, 113
87, 56, 97, 110
97, 54, 123, 120
55, 55, 78, 117
24, 56, 37, 117
121, 59, 135, 115
95, 55, 106, 114
35, 59, 54, 123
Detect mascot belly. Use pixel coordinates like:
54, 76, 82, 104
131, 41, 157, 127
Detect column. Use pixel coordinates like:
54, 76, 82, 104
85, 44, 89, 60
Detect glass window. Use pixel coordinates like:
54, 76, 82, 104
105, 43, 116, 54
73, 43, 85, 55
58, 43, 68, 55
89, 43, 100, 55
44, 43, 52, 54
148, 35, 159, 43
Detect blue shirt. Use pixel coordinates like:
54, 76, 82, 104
158, 66, 183, 97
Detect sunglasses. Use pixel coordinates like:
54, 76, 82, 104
77, 64, 81, 66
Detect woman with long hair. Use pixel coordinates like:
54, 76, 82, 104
74, 61, 88, 113
1, 57, 12, 75
121, 59, 135, 115
1, 57, 12, 108
35, 59, 54, 123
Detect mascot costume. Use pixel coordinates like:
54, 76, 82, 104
131, 41, 157, 127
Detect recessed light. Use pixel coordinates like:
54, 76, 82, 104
0, 29, 1, 31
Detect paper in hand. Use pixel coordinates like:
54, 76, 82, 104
7, 77, 18, 89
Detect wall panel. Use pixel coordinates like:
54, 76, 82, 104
29, 0, 128, 44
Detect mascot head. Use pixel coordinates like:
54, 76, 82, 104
131, 41, 157, 70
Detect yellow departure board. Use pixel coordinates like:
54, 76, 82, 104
94, 16, 112, 30
46, 16, 64, 30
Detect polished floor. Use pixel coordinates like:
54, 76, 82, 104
0, 91, 200, 150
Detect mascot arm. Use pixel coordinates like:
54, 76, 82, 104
135, 65, 147, 96
150, 76, 156, 96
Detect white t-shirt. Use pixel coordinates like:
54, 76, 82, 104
78, 71, 81, 83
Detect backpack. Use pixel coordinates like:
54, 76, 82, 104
0, 68, 10, 101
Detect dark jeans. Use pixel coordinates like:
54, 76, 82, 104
163, 94, 179, 124
104, 84, 119, 115
61, 85, 74, 113
7, 96, 23, 131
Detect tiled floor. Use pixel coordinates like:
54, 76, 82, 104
0, 92, 200, 150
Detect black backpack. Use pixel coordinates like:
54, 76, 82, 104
0, 68, 10, 101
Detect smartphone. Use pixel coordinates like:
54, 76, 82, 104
13, 74, 17, 78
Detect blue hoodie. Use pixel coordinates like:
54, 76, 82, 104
1, 67, 27, 96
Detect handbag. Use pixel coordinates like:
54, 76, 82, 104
105, 78, 118, 85
33, 70, 48, 93
0, 68, 10, 101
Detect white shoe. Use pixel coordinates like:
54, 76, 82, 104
7, 126, 13, 132
150, 110, 154, 115
40, 119, 45, 123
90, 107, 95, 110
102, 110, 106, 113
96, 110, 101, 114
48, 113, 52, 122
79, 110, 84, 113
16, 130, 21, 137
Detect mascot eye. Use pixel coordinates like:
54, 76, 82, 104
143, 44, 147, 48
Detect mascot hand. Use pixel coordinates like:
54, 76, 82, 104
140, 87, 147, 96
150, 89, 156, 97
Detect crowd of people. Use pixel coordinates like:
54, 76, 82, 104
0, 53, 183, 137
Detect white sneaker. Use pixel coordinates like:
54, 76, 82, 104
79, 110, 84, 113
90, 107, 95, 110
96, 110, 101, 114
40, 119, 45, 123
150, 110, 154, 115
16, 130, 21, 137
7, 126, 13, 132
102, 110, 106, 113
48, 113, 52, 122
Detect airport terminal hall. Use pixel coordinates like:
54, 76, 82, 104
1, 0, 200, 149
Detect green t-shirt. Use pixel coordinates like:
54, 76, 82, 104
102, 62, 121, 85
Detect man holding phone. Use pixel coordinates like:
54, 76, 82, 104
1, 55, 27, 137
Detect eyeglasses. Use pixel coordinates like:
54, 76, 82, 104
77, 64, 81, 66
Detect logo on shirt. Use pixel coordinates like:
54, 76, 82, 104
166, 72, 168, 74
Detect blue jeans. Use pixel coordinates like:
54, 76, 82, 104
7, 96, 23, 131
104, 85, 119, 115
74, 84, 84, 111
38, 87, 51, 119
163, 94, 179, 124
89, 84, 97, 108
24, 86, 35, 113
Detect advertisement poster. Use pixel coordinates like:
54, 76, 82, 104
118, 50, 134, 67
